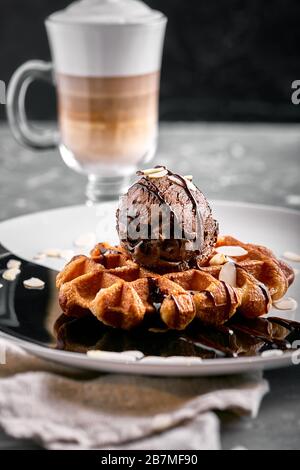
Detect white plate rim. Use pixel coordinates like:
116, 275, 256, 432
1, 199, 300, 227
0, 200, 299, 376
0, 329, 298, 377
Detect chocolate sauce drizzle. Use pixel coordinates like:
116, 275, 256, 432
1, 250, 298, 363
55, 314, 300, 360
259, 283, 272, 313
136, 178, 167, 206
134, 166, 204, 254
95, 246, 123, 268
126, 240, 144, 253
171, 294, 186, 317
165, 169, 204, 246
147, 277, 165, 313
136, 179, 176, 239
55, 266, 300, 360
98, 246, 121, 256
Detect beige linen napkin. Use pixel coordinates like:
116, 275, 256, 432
0, 338, 269, 450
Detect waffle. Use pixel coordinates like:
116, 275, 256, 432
56, 238, 294, 331
201, 236, 294, 301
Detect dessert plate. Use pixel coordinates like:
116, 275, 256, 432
0, 201, 299, 376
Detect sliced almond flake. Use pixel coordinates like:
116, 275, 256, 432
139, 356, 166, 364
163, 356, 203, 364
142, 167, 165, 175
119, 350, 144, 360
168, 175, 181, 184
183, 357, 203, 363
216, 245, 248, 257
74, 232, 96, 248
43, 249, 63, 258
23, 277, 45, 290
2, 268, 21, 282
273, 297, 298, 312
147, 169, 168, 178
33, 253, 47, 261
219, 261, 237, 287
6, 259, 21, 270
34, 248, 74, 260
140, 356, 203, 364
148, 327, 170, 334
261, 349, 284, 358
185, 179, 197, 191
152, 414, 174, 431
283, 251, 300, 262
209, 253, 228, 266
86, 350, 137, 362
168, 174, 196, 189
60, 250, 75, 261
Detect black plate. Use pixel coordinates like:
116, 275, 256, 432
1, 250, 300, 361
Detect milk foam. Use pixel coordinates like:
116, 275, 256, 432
46, 0, 167, 76
49, 0, 164, 25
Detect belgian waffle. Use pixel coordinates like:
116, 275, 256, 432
56, 238, 294, 331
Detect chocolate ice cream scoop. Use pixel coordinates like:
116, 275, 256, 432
116, 167, 219, 270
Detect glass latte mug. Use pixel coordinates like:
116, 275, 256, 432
7, 0, 167, 201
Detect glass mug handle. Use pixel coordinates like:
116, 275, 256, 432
7, 60, 59, 149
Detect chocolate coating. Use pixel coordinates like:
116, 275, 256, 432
116, 168, 219, 270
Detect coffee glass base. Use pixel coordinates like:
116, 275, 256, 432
86, 174, 132, 204
59, 140, 158, 203
59, 143, 137, 202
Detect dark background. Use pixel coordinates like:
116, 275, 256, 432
1, 0, 300, 122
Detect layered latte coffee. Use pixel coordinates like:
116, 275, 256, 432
7, 0, 167, 200
46, 0, 167, 176
57, 71, 160, 169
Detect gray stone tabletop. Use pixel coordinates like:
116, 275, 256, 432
1, 122, 300, 220
0, 122, 300, 450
